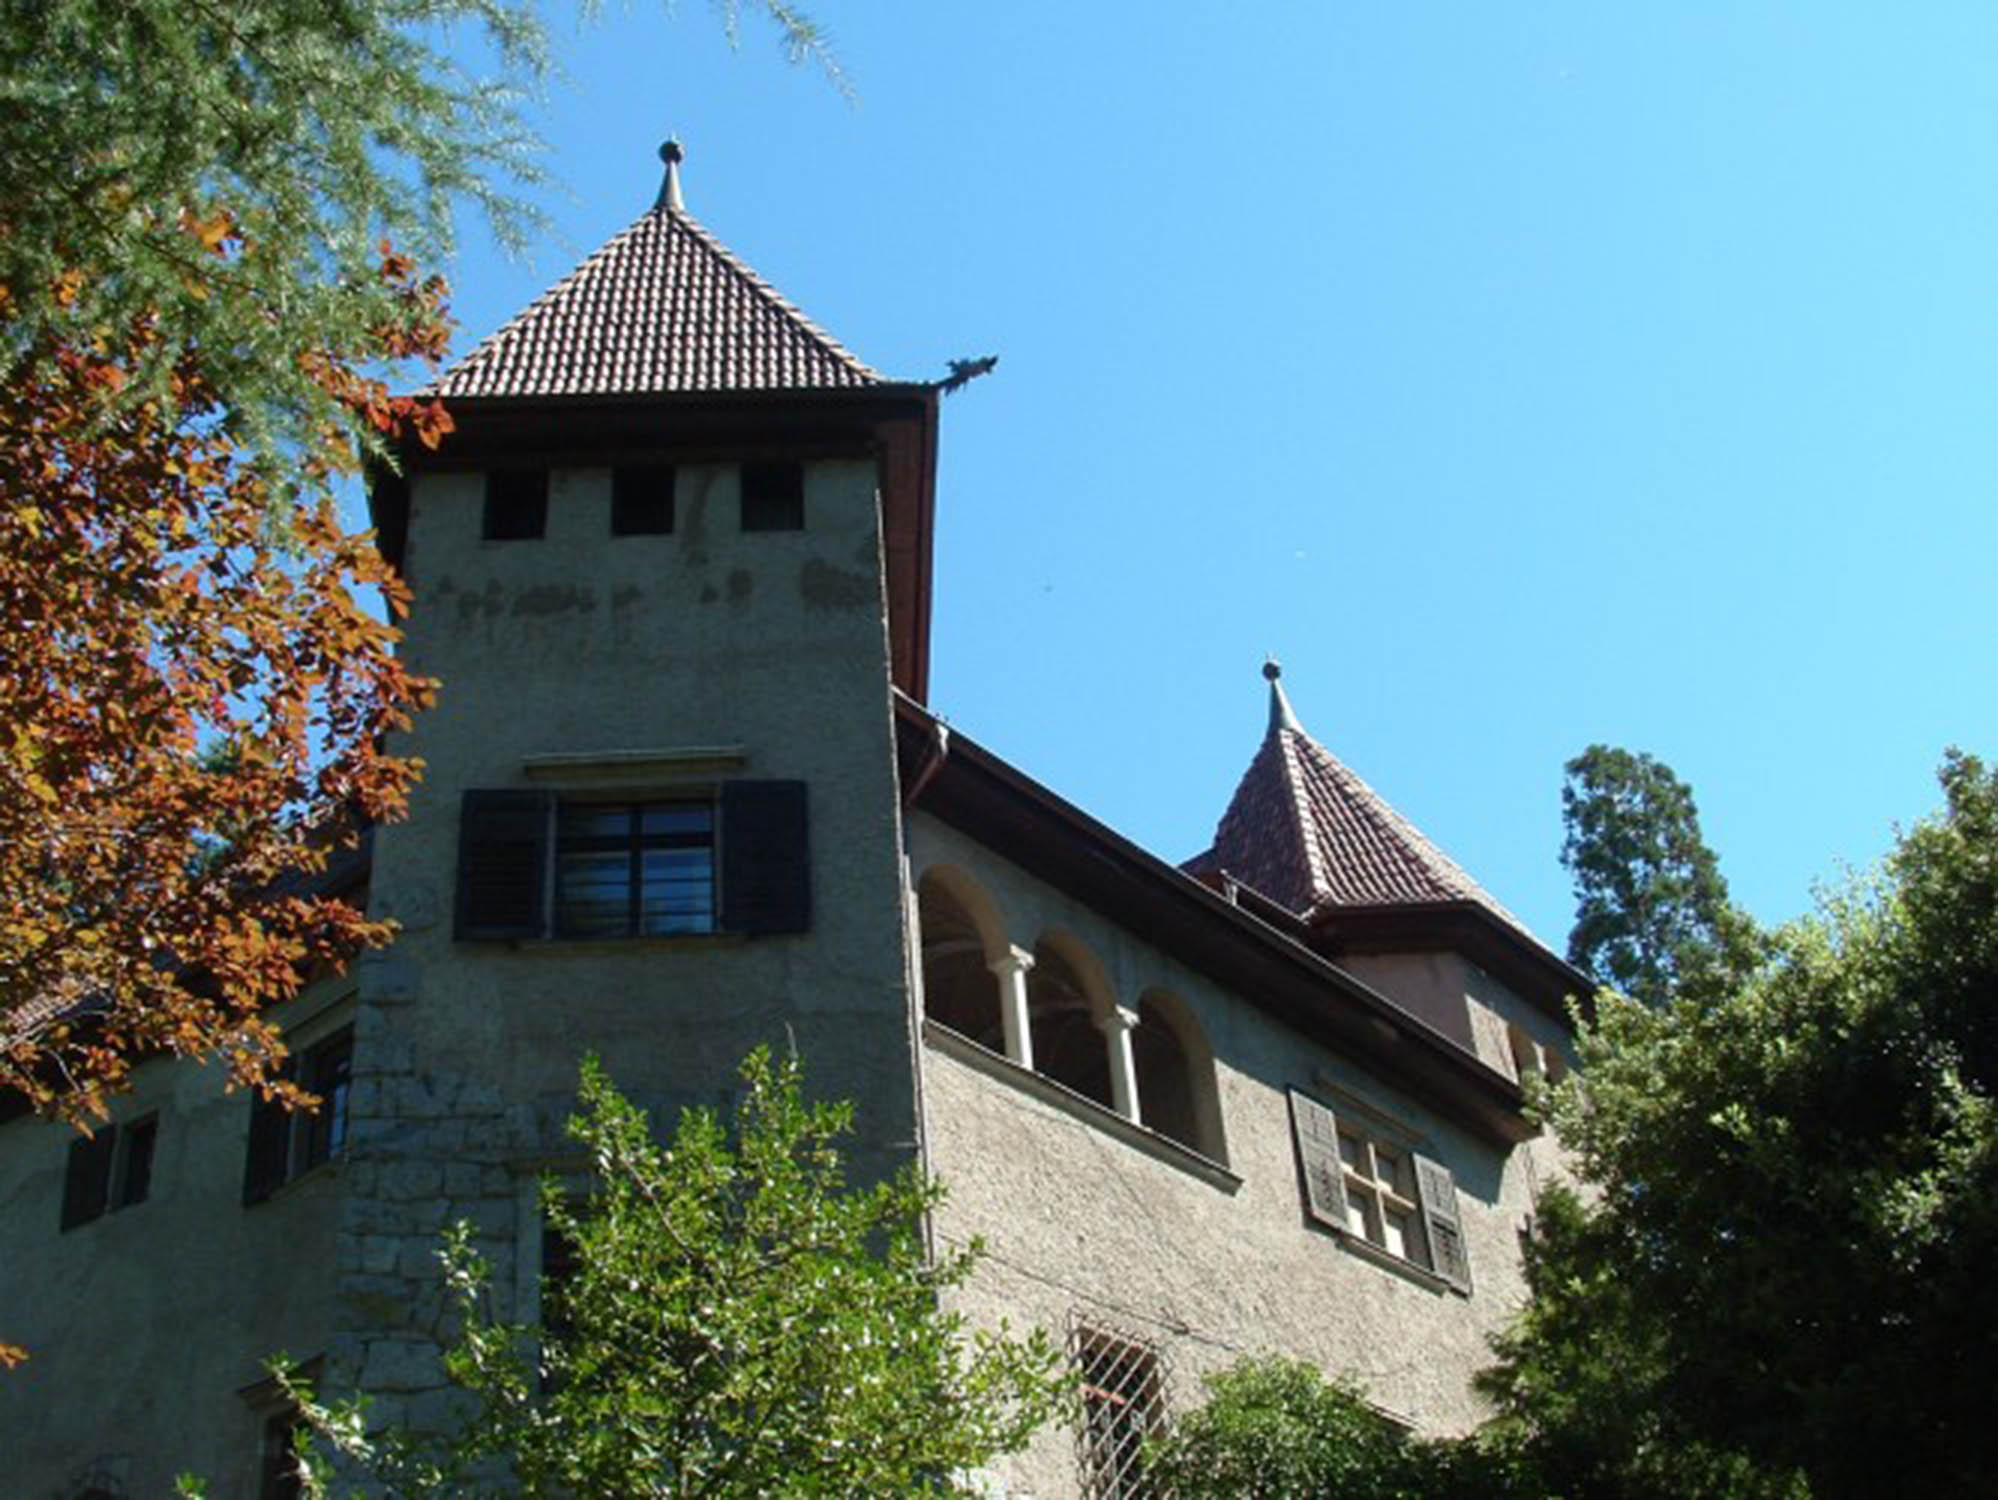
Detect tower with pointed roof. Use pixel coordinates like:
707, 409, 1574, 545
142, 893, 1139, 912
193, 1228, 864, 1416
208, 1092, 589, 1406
1191, 661, 1582, 1060
343, 144, 949, 1432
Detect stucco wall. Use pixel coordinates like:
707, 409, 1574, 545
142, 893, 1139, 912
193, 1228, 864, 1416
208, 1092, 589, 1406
335, 456, 921, 1425
0, 984, 351, 1498
908, 816, 1560, 1498
1341, 951, 1576, 1083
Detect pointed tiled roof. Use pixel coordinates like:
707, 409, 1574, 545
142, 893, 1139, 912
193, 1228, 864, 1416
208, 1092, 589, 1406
429, 163, 882, 399
1198, 663, 1532, 937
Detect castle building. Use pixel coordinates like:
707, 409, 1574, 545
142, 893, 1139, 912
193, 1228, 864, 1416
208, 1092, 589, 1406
0, 147, 1583, 1499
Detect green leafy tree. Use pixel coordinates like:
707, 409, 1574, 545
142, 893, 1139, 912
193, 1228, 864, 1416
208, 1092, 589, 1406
1143, 1355, 1527, 1500
1560, 744, 1760, 1006
282, 1047, 1066, 1496
1486, 751, 1998, 1498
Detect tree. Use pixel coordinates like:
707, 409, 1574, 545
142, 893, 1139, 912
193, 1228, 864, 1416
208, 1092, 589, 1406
280, 1048, 1065, 1496
1560, 744, 1760, 1006
1, 0, 837, 1132
0, 282, 441, 1131
1143, 1356, 1503, 1500
1485, 751, 1998, 1498
0, 0, 839, 461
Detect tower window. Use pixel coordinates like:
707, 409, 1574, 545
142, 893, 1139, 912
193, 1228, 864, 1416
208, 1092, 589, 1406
740, 461, 804, 531
555, 801, 716, 938
485, 468, 549, 540
612, 464, 675, 535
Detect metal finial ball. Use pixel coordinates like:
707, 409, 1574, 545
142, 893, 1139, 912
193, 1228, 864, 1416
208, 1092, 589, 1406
1262, 658, 1283, 683
660, 138, 684, 165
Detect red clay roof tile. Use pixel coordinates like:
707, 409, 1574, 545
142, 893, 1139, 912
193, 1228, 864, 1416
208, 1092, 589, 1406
1204, 679, 1536, 941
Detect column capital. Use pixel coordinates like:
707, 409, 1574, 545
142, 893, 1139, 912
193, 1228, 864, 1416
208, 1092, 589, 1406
988, 944, 1035, 978
1097, 1003, 1141, 1035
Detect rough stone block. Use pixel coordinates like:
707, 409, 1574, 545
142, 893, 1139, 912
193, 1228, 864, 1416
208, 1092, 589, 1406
359, 1337, 442, 1393
383, 1161, 443, 1201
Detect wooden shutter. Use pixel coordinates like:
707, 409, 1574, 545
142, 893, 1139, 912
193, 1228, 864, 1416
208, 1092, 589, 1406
60, 1126, 116, 1230
454, 789, 553, 939
1287, 1089, 1349, 1232
242, 1065, 294, 1206
1415, 1153, 1472, 1292
720, 780, 810, 935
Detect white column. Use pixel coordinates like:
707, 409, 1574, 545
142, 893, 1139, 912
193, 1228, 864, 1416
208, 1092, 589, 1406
988, 946, 1036, 1071
1100, 1004, 1142, 1124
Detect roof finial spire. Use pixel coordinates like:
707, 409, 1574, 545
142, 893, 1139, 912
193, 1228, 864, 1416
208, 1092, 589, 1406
1264, 656, 1303, 735
656, 137, 685, 213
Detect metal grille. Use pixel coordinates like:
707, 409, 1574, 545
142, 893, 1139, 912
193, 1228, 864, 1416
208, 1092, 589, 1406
1070, 1319, 1172, 1499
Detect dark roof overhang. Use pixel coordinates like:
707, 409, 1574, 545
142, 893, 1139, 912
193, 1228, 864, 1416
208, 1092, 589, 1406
371, 382, 941, 701
894, 697, 1534, 1147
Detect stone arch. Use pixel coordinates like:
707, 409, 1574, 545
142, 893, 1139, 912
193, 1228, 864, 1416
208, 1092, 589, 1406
1028, 930, 1114, 1109
1133, 988, 1226, 1160
916, 866, 1006, 1053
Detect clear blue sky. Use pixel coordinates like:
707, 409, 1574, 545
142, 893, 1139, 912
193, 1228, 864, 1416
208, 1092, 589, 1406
430, 3, 1998, 950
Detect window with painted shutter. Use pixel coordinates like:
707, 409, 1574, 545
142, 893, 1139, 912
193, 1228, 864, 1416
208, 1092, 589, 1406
720, 780, 810, 935
1287, 1088, 1349, 1231
1415, 1153, 1472, 1292
455, 789, 554, 939
60, 1126, 116, 1230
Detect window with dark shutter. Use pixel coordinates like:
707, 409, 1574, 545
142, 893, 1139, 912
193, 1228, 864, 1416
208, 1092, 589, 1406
484, 468, 548, 540
740, 460, 804, 531
60, 1126, 117, 1231
1415, 1154, 1472, 1292
612, 464, 675, 535
1287, 1089, 1348, 1232
1290, 1087, 1473, 1292
455, 789, 554, 939
720, 780, 810, 935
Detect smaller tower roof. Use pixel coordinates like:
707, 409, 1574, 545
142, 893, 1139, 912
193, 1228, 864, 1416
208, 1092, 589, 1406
1201, 662, 1533, 938
429, 141, 882, 399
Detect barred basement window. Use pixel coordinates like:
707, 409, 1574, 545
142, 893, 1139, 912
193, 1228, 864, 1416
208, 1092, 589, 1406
1071, 1323, 1169, 1500
1287, 1087, 1472, 1292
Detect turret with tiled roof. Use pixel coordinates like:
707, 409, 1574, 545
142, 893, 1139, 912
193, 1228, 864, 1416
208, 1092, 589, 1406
378, 142, 941, 698
428, 140, 884, 400
1199, 661, 1533, 939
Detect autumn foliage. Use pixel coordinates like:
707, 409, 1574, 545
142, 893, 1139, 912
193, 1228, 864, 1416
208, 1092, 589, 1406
0, 228, 445, 1130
